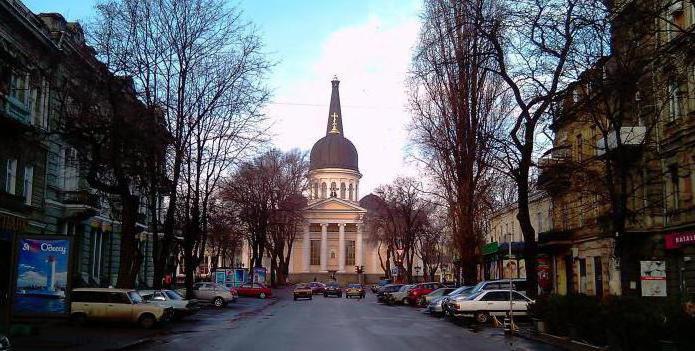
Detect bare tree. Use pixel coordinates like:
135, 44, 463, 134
408, 0, 511, 284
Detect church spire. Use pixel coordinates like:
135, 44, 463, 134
326, 76, 344, 135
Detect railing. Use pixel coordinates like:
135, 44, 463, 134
2, 95, 31, 125
61, 190, 101, 208
596, 126, 646, 156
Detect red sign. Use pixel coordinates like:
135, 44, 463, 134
665, 232, 695, 249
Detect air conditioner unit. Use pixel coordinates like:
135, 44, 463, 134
668, 1, 684, 15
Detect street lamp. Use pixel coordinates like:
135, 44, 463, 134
414, 265, 421, 282
505, 231, 514, 336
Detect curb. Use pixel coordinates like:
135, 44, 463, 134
515, 329, 608, 351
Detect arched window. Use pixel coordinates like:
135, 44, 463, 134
348, 183, 354, 201
330, 182, 337, 197
321, 182, 327, 198
313, 182, 319, 199
340, 183, 346, 199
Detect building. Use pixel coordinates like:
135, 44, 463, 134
536, 0, 695, 299
1, 0, 160, 325
482, 192, 552, 286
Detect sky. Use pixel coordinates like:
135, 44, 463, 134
23, 0, 423, 196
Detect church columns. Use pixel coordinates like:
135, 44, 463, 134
338, 223, 346, 272
320, 223, 328, 272
303, 223, 310, 273
356, 223, 363, 269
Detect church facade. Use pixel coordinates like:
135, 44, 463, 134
287, 78, 384, 284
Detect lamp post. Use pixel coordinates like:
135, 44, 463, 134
505, 231, 514, 336
414, 265, 421, 283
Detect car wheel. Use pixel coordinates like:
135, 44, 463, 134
259, 292, 266, 299
309, 296, 312, 300
475, 312, 489, 324
419, 297, 427, 306
213, 297, 225, 308
324, 293, 328, 297
294, 296, 297, 301
139, 314, 157, 329
401, 297, 409, 305
70, 313, 87, 326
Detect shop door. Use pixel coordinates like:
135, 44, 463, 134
0, 239, 11, 327
594, 257, 603, 298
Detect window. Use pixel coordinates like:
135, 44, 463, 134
90, 229, 103, 279
578, 258, 587, 294
9, 71, 28, 104
321, 182, 327, 198
313, 182, 318, 199
349, 183, 354, 201
109, 292, 131, 304
668, 81, 684, 120
310, 240, 321, 265
578, 196, 584, 227
5, 159, 17, 194
340, 183, 346, 199
63, 148, 79, 191
562, 202, 569, 230
512, 292, 529, 301
481, 291, 508, 301
576, 134, 583, 162
670, 164, 680, 210
23, 165, 33, 205
345, 240, 355, 266
330, 182, 337, 197
30, 78, 49, 128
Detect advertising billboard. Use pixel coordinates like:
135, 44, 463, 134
13, 237, 72, 316
640, 260, 666, 297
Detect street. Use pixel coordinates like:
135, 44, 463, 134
129, 290, 557, 351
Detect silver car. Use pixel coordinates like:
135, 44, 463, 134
139, 289, 200, 319
191, 282, 238, 308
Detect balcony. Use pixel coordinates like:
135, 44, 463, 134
537, 147, 573, 192
0, 95, 31, 126
596, 126, 645, 157
61, 190, 101, 208
0, 191, 27, 212
537, 229, 573, 247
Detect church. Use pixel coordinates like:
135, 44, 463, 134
286, 77, 385, 285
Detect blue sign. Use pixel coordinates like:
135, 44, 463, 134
14, 238, 71, 316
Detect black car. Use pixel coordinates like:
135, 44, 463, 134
376, 284, 403, 302
323, 282, 342, 297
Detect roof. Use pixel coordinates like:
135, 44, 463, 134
309, 78, 359, 172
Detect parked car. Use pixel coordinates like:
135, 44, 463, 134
407, 282, 443, 306
70, 288, 173, 329
324, 282, 342, 297
386, 284, 416, 305
371, 279, 391, 293
307, 282, 326, 294
376, 284, 403, 302
191, 282, 238, 307
440, 285, 475, 316
447, 289, 533, 323
237, 282, 272, 299
422, 287, 456, 306
293, 283, 313, 300
139, 289, 199, 319
345, 284, 365, 299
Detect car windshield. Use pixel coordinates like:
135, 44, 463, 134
327, 283, 339, 288
296, 284, 308, 288
128, 291, 144, 304
398, 285, 412, 292
348, 284, 360, 288
165, 290, 184, 300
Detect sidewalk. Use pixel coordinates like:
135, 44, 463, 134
9, 289, 287, 351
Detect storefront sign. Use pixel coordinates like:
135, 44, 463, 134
13, 237, 72, 316
537, 257, 552, 291
640, 260, 666, 297
665, 232, 695, 249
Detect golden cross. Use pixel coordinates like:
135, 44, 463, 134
329, 112, 340, 133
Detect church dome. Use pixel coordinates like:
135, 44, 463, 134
309, 77, 359, 172
310, 134, 358, 171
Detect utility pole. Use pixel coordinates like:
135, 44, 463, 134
505, 231, 514, 336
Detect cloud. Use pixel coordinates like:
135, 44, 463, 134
268, 16, 421, 195
17, 271, 46, 287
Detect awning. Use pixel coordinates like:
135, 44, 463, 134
482, 242, 499, 255
499, 242, 525, 252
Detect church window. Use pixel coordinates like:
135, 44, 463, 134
321, 182, 327, 198
310, 240, 320, 265
330, 250, 336, 259
313, 182, 319, 199
349, 183, 354, 201
340, 183, 346, 199
330, 182, 337, 197
345, 240, 355, 266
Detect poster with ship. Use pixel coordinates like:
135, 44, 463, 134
13, 237, 72, 316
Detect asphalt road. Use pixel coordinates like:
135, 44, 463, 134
132, 291, 558, 351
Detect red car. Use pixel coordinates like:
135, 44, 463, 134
236, 283, 272, 299
407, 282, 442, 306
307, 282, 326, 294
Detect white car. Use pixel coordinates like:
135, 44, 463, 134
386, 284, 416, 305
139, 289, 200, 319
448, 289, 533, 323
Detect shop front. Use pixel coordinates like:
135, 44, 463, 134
664, 231, 695, 301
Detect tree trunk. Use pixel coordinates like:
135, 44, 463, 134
516, 154, 538, 298
116, 194, 143, 288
